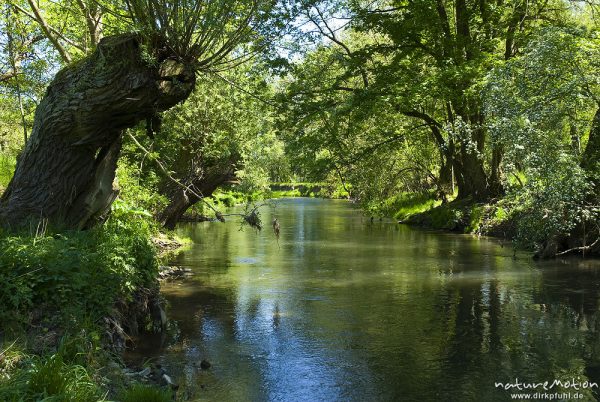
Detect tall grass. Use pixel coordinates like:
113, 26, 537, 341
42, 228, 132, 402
0, 348, 102, 401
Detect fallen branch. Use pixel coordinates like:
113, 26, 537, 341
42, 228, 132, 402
556, 236, 600, 256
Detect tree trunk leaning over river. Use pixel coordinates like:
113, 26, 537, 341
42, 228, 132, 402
0, 34, 195, 229
159, 161, 237, 230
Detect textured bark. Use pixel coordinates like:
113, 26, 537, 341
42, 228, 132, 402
488, 145, 504, 197
438, 159, 453, 192
455, 0, 472, 60
158, 163, 236, 230
451, 109, 503, 201
453, 149, 490, 200
0, 34, 195, 229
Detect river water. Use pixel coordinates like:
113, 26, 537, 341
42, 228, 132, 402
127, 198, 600, 401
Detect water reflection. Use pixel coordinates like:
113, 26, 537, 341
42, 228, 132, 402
126, 198, 600, 401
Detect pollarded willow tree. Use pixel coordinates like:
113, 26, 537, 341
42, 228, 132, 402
0, 0, 277, 229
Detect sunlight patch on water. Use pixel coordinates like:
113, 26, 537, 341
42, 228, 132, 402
234, 256, 260, 264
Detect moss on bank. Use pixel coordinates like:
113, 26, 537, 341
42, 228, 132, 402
379, 191, 522, 243
378, 191, 444, 221
406, 198, 518, 238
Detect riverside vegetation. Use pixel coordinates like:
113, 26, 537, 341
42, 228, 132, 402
1, 0, 600, 399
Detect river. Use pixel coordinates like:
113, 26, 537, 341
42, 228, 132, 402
127, 198, 600, 401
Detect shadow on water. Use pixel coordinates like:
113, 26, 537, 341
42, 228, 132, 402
125, 198, 600, 401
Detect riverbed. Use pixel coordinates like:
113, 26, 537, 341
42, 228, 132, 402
126, 198, 600, 401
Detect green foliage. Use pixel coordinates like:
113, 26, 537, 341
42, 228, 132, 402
0, 96, 29, 194
0, 212, 159, 325
466, 205, 485, 233
118, 384, 172, 402
28, 355, 98, 400
426, 205, 465, 231
115, 160, 168, 217
0, 207, 160, 399
0, 153, 15, 190
405, 199, 481, 231
266, 182, 349, 199
317, 187, 348, 199
485, 28, 600, 249
269, 189, 302, 198
122, 67, 290, 219
494, 206, 507, 222
512, 163, 594, 249
214, 191, 237, 207
274, 0, 600, 254
123, 0, 273, 63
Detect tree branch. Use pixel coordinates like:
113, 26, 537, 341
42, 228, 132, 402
555, 236, 600, 256
11, 1, 85, 59
74, 0, 102, 47
307, 6, 370, 88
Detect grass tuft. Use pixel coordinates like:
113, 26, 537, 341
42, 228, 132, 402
119, 383, 173, 402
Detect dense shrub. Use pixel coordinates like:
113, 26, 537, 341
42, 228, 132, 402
115, 160, 169, 216
0, 204, 159, 325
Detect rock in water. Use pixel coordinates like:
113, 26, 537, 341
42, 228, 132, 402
200, 359, 211, 370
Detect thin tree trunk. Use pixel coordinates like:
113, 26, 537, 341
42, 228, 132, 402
488, 145, 504, 197
6, 10, 28, 144
16, 86, 28, 144
75, 0, 103, 48
0, 34, 195, 229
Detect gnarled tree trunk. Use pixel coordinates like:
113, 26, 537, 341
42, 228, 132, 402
0, 34, 195, 229
452, 112, 503, 201
453, 146, 490, 201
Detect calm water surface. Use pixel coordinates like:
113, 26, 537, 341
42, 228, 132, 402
128, 198, 600, 401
